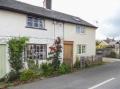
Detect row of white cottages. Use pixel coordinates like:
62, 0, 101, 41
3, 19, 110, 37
0, 0, 97, 78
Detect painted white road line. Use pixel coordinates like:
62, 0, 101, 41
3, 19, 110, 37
88, 78, 116, 89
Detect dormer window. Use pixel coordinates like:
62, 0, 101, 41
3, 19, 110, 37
76, 25, 85, 33
27, 16, 45, 29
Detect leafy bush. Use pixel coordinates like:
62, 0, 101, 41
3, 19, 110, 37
6, 70, 19, 82
0, 70, 19, 82
110, 51, 116, 58
20, 69, 36, 81
58, 63, 71, 74
85, 60, 91, 68
107, 51, 117, 58
41, 63, 54, 77
8, 37, 28, 73
0, 77, 5, 82
27, 60, 40, 72
74, 59, 80, 69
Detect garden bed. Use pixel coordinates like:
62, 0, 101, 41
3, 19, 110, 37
0, 37, 105, 89
0, 62, 105, 89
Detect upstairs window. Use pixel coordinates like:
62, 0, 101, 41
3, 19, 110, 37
76, 25, 85, 33
27, 16, 45, 29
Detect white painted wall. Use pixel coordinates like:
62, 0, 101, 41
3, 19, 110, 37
0, 9, 96, 69
0, 10, 64, 72
64, 23, 96, 63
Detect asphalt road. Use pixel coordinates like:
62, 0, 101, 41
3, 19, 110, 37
10, 62, 120, 89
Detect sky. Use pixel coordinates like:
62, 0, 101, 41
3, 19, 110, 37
17, 0, 120, 40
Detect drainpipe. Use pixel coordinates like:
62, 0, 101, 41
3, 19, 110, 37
62, 22, 65, 63
63, 22, 65, 42
53, 20, 56, 40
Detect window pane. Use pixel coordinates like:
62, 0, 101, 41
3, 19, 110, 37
27, 16, 45, 29
34, 18, 39, 28
77, 45, 81, 54
81, 26, 85, 33
27, 17, 33, 27
25, 44, 47, 60
82, 45, 86, 53
38, 19, 44, 28
27, 22, 33, 27
76, 25, 85, 33
76, 25, 80, 33
77, 44, 86, 54
28, 17, 33, 22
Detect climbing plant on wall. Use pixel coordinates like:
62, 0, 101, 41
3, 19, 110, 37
8, 37, 28, 73
48, 37, 62, 70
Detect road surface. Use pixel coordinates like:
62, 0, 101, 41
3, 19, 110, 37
10, 62, 120, 89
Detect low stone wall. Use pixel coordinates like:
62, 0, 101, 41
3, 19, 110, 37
80, 55, 103, 69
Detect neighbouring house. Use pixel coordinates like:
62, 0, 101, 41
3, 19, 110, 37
104, 38, 120, 57
96, 38, 119, 57
96, 40, 109, 49
0, 0, 97, 78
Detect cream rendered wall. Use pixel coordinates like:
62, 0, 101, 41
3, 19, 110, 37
0, 9, 96, 70
64, 23, 96, 64
0, 10, 64, 40
0, 10, 64, 72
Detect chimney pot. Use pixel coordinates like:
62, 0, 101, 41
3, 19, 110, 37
44, 0, 52, 9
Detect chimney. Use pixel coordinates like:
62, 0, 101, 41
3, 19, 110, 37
43, 0, 52, 9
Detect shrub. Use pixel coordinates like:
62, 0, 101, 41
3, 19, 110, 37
0, 70, 19, 82
84, 59, 93, 68
20, 69, 36, 81
0, 77, 5, 82
48, 37, 62, 70
41, 63, 54, 77
27, 60, 40, 72
58, 63, 71, 74
110, 51, 116, 58
74, 59, 80, 69
8, 37, 28, 73
7, 70, 19, 82
107, 51, 116, 58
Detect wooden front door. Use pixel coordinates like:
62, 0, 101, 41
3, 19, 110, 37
64, 41, 73, 66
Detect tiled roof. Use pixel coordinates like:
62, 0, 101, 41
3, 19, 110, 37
0, 0, 97, 28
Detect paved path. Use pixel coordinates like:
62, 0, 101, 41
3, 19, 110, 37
10, 61, 120, 89
103, 57, 120, 63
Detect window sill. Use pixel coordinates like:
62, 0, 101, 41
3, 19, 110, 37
77, 53, 86, 55
26, 26, 47, 31
76, 33, 86, 35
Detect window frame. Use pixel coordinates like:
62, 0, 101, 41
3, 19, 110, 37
82, 45, 86, 53
77, 44, 86, 54
76, 25, 86, 34
24, 44, 47, 61
26, 16, 46, 30
77, 45, 82, 54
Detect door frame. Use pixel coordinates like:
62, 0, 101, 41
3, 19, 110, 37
63, 41, 74, 66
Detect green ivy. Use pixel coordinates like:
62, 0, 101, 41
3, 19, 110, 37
8, 37, 28, 73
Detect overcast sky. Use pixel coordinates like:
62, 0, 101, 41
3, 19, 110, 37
17, 0, 120, 40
